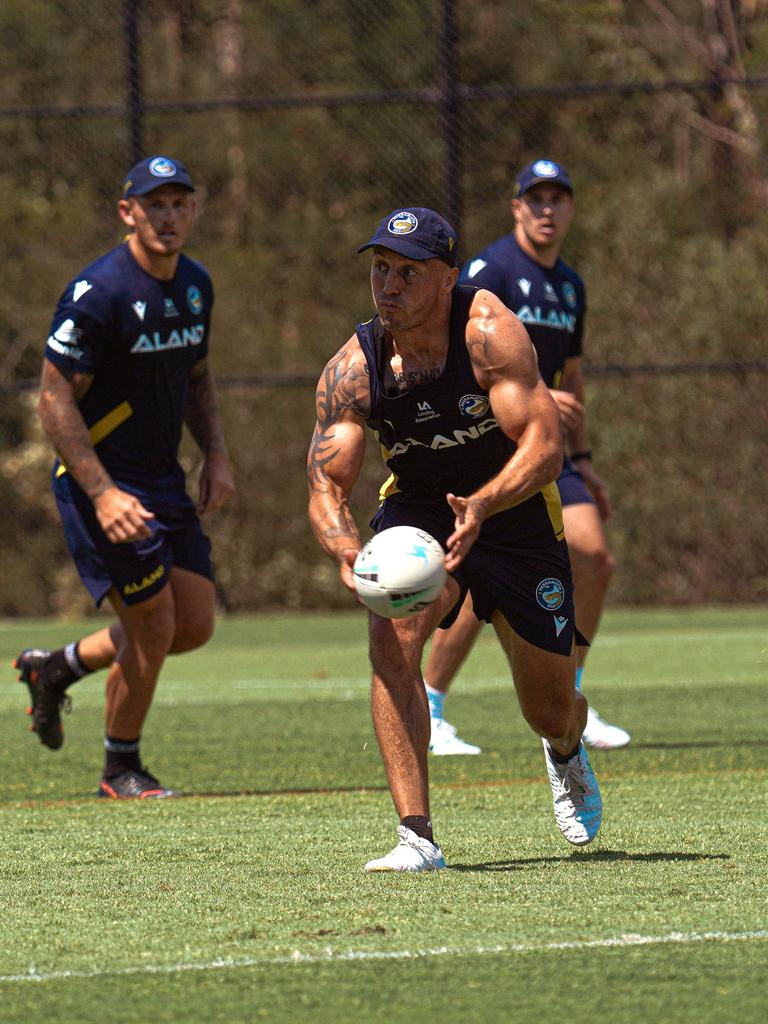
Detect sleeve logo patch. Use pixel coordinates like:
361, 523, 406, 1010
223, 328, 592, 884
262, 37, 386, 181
46, 319, 84, 359
466, 259, 487, 279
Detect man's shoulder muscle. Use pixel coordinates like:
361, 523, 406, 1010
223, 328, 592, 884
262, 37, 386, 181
466, 290, 538, 386
317, 335, 371, 422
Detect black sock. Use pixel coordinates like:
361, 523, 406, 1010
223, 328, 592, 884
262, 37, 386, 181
104, 737, 141, 778
401, 815, 434, 844
44, 644, 92, 691
548, 742, 580, 764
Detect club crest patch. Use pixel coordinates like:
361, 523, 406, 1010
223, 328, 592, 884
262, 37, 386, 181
532, 160, 559, 178
149, 157, 177, 177
388, 211, 418, 235
459, 394, 489, 418
187, 285, 203, 314
562, 281, 577, 308
536, 578, 565, 611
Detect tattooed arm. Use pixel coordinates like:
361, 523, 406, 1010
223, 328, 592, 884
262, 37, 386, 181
37, 359, 154, 543
307, 336, 371, 592
185, 358, 235, 514
444, 290, 563, 571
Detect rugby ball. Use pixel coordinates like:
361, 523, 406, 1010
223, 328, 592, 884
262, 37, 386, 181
353, 526, 447, 619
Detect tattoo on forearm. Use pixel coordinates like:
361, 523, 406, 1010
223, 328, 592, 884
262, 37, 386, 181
185, 366, 229, 456
307, 346, 368, 554
38, 376, 114, 501
307, 424, 340, 493
308, 350, 369, 492
319, 505, 359, 545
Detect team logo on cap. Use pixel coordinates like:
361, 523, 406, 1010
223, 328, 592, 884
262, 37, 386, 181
459, 394, 489, 418
535, 578, 565, 611
187, 285, 203, 314
388, 211, 418, 235
562, 281, 577, 309
149, 157, 177, 178
531, 160, 559, 178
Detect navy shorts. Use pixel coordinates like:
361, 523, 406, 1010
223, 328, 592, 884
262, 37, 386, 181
557, 458, 594, 507
53, 471, 213, 607
371, 491, 577, 656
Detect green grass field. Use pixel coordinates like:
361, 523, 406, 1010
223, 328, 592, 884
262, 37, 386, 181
0, 607, 766, 1023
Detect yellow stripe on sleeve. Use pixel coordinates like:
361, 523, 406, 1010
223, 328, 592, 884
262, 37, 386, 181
55, 401, 133, 478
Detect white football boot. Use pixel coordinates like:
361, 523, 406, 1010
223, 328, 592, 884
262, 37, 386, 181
582, 705, 631, 750
364, 826, 447, 873
429, 717, 481, 756
542, 739, 602, 846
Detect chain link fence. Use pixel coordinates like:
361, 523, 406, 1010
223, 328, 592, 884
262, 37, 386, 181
1, 1, 766, 614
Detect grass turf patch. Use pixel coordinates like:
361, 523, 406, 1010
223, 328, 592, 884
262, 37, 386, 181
0, 607, 766, 1023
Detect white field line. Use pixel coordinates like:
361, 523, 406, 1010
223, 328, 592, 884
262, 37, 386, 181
1, 929, 766, 985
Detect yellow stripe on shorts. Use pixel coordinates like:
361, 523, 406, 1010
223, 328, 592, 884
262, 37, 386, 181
541, 479, 565, 541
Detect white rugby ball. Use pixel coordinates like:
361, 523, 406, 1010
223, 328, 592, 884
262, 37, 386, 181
353, 526, 447, 619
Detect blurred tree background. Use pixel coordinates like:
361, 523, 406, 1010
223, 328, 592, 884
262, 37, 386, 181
0, 0, 766, 615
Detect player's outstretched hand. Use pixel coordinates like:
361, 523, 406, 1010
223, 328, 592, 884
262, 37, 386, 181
550, 389, 585, 431
339, 548, 360, 597
445, 493, 483, 572
197, 452, 236, 515
94, 487, 155, 544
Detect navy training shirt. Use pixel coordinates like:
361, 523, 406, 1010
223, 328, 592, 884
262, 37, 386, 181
44, 241, 213, 490
459, 233, 585, 388
357, 286, 520, 501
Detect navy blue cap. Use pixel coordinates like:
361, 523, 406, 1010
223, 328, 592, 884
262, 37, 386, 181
357, 208, 459, 266
514, 159, 573, 197
122, 156, 195, 197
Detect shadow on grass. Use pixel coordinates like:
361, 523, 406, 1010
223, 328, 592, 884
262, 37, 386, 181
448, 849, 730, 872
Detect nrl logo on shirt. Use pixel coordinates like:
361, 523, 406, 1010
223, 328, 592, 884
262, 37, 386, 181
46, 318, 84, 359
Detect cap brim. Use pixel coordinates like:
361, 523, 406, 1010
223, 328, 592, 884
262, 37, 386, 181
356, 238, 444, 262
128, 181, 196, 196
518, 178, 572, 195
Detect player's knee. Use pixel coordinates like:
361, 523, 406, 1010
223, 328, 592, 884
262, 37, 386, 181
524, 702, 573, 740
586, 545, 615, 588
126, 602, 176, 659
370, 648, 418, 686
170, 614, 214, 654
369, 633, 421, 686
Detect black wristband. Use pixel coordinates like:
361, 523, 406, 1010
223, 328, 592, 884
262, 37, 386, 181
570, 450, 592, 462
